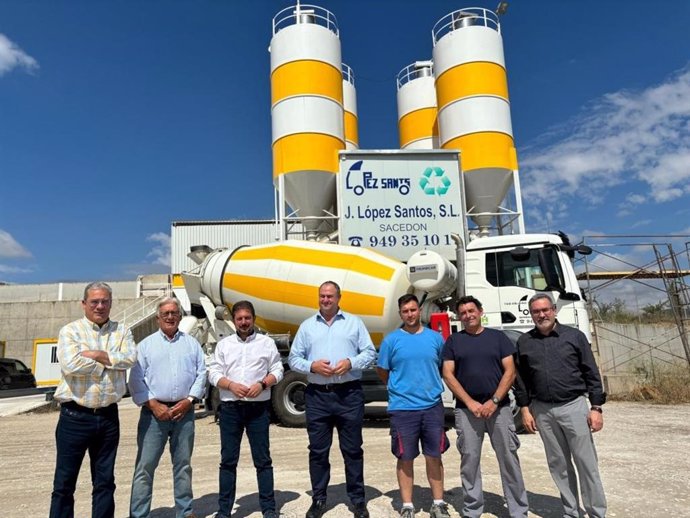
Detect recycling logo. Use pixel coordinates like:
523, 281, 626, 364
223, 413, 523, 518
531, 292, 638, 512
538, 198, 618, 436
419, 166, 451, 196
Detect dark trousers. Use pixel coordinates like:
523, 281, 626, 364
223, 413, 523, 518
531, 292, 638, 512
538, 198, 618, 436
218, 400, 275, 517
305, 381, 365, 505
49, 403, 120, 518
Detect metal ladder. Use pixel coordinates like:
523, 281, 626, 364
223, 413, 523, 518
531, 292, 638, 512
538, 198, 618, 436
653, 243, 690, 368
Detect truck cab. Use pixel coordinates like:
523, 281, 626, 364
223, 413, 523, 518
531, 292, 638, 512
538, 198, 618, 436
464, 233, 590, 339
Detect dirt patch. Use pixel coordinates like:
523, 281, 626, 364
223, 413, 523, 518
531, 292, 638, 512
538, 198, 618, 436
0, 401, 688, 517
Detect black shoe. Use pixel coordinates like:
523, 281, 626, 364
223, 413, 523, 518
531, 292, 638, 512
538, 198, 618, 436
353, 503, 370, 518
306, 500, 327, 518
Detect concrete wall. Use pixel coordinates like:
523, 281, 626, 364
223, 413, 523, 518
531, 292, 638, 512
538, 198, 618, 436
0, 277, 171, 369
0, 298, 140, 368
0, 281, 139, 302
594, 322, 689, 395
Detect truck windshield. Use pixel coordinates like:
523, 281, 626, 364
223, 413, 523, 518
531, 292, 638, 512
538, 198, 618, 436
485, 246, 565, 291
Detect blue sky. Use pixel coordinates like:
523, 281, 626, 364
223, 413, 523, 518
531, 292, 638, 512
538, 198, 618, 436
1, 0, 690, 294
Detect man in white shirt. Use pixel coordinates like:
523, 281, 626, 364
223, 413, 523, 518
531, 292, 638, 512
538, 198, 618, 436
208, 300, 284, 518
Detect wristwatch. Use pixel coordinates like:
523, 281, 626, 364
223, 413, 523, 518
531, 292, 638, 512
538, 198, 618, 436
491, 396, 500, 405
590, 405, 603, 413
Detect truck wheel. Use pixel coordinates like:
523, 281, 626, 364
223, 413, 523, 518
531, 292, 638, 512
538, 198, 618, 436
272, 370, 307, 427
209, 385, 221, 422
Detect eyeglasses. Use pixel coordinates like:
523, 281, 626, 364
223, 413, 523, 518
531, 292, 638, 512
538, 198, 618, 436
530, 307, 555, 316
86, 299, 111, 307
159, 311, 181, 318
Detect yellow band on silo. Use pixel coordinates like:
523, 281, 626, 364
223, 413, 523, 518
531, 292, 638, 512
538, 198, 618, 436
445, 132, 518, 171
436, 62, 508, 109
271, 60, 344, 105
344, 111, 359, 145
272, 133, 343, 177
398, 107, 439, 148
232, 245, 396, 281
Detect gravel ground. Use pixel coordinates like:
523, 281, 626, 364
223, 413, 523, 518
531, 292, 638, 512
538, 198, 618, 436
0, 401, 688, 517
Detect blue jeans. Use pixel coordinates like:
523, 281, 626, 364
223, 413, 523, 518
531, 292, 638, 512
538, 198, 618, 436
129, 406, 195, 518
217, 400, 275, 517
49, 402, 120, 518
305, 381, 365, 505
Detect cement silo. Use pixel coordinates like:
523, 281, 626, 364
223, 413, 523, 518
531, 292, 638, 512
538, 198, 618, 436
396, 61, 439, 149
342, 63, 359, 150
270, 5, 345, 237
432, 8, 518, 235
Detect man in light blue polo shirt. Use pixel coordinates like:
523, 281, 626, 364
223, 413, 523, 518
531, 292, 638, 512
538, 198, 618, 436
288, 281, 376, 518
128, 297, 206, 518
377, 294, 450, 518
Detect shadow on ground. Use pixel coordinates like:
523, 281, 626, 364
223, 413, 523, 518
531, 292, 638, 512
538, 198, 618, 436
149, 489, 300, 517
381, 486, 564, 518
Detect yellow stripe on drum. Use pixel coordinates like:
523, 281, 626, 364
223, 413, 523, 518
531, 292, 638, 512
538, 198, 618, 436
249, 318, 382, 346
231, 244, 396, 281
435, 62, 508, 109
344, 111, 359, 146
399, 107, 439, 148
226, 302, 300, 335
272, 133, 343, 178
256, 316, 299, 336
271, 60, 344, 106
223, 273, 386, 316
370, 332, 383, 346
444, 132, 518, 171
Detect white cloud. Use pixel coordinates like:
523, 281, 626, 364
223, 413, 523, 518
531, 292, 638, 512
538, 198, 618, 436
0, 229, 32, 258
521, 65, 690, 215
625, 193, 646, 205
630, 219, 652, 229
0, 33, 38, 76
146, 232, 171, 267
0, 264, 32, 274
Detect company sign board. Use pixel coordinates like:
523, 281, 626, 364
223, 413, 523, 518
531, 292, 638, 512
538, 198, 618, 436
338, 150, 465, 261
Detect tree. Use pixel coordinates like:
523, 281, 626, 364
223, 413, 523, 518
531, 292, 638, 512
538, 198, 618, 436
593, 297, 636, 323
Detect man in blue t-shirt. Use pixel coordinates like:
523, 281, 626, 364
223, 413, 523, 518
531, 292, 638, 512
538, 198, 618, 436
442, 295, 529, 518
377, 294, 451, 518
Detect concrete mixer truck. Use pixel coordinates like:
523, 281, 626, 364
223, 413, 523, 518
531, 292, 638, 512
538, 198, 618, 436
174, 5, 593, 426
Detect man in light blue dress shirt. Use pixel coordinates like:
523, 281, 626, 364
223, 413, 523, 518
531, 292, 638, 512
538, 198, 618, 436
128, 297, 206, 518
288, 281, 376, 518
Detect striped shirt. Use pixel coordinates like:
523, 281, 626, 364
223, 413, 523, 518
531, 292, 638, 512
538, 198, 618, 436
54, 316, 137, 408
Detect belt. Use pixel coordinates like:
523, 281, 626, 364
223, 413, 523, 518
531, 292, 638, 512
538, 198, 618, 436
160, 400, 182, 407
61, 401, 117, 415
310, 380, 361, 392
221, 400, 268, 406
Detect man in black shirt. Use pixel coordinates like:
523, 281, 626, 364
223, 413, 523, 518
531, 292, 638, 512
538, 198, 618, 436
515, 293, 606, 518
442, 296, 528, 518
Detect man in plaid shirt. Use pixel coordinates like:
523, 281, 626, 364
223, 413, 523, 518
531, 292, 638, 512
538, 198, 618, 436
49, 281, 137, 518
